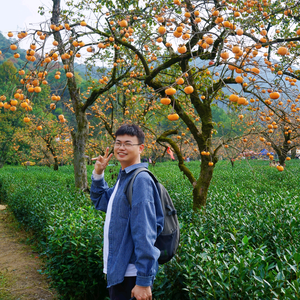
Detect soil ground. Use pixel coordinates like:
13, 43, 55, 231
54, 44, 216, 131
0, 205, 58, 300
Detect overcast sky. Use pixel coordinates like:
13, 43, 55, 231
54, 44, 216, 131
1, 0, 51, 35
0, 0, 100, 65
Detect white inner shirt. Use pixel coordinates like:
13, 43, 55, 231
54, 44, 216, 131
93, 170, 137, 276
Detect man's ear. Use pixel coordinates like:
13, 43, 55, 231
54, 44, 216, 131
139, 144, 144, 153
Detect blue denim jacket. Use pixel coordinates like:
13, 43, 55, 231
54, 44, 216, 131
90, 163, 164, 288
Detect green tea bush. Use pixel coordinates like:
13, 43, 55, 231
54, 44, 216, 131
44, 207, 107, 299
0, 166, 109, 300
0, 161, 300, 299
152, 160, 300, 299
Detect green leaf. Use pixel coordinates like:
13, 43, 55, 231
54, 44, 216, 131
230, 233, 236, 242
242, 235, 249, 245
293, 252, 300, 264
276, 271, 285, 281
253, 275, 263, 283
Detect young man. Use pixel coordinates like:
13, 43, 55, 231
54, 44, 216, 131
90, 124, 164, 300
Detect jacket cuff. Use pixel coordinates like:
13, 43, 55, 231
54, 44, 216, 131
92, 170, 104, 181
136, 275, 154, 287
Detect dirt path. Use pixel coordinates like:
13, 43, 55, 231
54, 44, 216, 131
0, 205, 57, 300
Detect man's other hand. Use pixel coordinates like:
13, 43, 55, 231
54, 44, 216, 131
131, 285, 152, 300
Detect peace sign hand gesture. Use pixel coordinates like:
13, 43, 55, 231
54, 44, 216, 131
91, 147, 113, 175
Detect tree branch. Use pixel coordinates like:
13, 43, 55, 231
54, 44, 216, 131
157, 130, 196, 185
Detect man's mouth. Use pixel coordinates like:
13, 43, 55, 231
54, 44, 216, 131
117, 152, 127, 156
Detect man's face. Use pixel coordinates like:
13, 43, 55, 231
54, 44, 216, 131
114, 134, 144, 169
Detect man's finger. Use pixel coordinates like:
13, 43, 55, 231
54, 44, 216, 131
107, 153, 113, 162
104, 147, 110, 158
91, 157, 99, 161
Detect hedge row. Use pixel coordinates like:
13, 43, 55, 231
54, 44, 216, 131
0, 166, 109, 300
0, 161, 300, 299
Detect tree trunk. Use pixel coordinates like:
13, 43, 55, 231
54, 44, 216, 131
270, 135, 290, 167
193, 160, 214, 210
291, 148, 296, 159
277, 142, 289, 166
278, 154, 286, 166
53, 157, 59, 171
71, 109, 89, 191
47, 144, 59, 171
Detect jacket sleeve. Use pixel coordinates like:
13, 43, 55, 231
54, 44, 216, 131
129, 172, 164, 287
90, 173, 115, 213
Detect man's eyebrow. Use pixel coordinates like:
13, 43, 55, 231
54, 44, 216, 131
115, 139, 133, 142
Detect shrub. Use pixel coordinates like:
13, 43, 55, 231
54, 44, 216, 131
0, 166, 109, 300
152, 160, 300, 299
0, 161, 300, 299
44, 207, 107, 300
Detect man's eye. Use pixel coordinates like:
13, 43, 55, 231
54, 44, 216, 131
124, 143, 132, 147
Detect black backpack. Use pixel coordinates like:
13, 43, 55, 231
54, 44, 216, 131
125, 167, 180, 264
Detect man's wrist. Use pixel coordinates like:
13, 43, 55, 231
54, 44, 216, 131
92, 169, 104, 180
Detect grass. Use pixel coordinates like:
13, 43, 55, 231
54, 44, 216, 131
0, 271, 15, 300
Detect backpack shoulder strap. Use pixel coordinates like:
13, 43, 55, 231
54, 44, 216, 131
124, 167, 159, 207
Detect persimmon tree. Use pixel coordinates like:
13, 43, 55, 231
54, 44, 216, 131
13, 114, 72, 170
2, 0, 300, 210
41, 0, 300, 209
0, 110, 27, 167
75, 0, 300, 210
0, 0, 135, 191
0, 61, 31, 167
225, 85, 300, 168
254, 106, 300, 167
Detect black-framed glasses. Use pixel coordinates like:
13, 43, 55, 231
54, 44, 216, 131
114, 142, 142, 149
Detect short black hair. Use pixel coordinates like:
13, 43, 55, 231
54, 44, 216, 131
115, 124, 145, 144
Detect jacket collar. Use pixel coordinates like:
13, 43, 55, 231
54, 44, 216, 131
123, 162, 148, 174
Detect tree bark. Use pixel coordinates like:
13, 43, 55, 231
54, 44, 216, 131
45, 141, 59, 171
71, 108, 89, 191
53, 159, 59, 171
275, 142, 289, 166
264, 131, 291, 167
275, 144, 288, 166
193, 161, 215, 210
